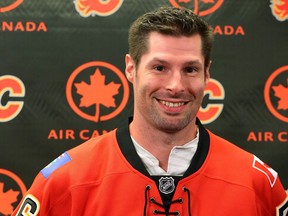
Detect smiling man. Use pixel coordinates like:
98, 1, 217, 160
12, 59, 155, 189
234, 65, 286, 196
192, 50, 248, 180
13, 6, 287, 216
125, 31, 209, 171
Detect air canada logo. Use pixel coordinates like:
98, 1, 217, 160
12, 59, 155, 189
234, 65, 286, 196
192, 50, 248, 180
0, 0, 23, 13
169, 0, 224, 16
264, 65, 288, 123
66, 61, 129, 122
74, 0, 124, 17
169, 0, 245, 36
0, 0, 47, 32
270, 0, 288, 21
0, 169, 27, 215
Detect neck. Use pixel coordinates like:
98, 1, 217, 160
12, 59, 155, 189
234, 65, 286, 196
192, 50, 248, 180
129, 117, 198, 171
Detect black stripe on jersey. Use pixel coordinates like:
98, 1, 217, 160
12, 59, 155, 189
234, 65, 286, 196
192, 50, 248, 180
116, 117, 210, 178
183, 118, 210, 177
116, 117, 150, 176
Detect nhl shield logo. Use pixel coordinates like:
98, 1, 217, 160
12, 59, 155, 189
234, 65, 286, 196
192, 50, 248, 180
159, 177, 175, 194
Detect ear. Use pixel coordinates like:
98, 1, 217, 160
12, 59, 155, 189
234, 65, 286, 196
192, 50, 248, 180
204, 60, 212, 86
125, 54, 135, 83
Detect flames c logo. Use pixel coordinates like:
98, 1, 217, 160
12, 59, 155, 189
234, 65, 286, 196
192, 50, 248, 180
0, 0, 23, 13
270, 0, 288, 21
66, 61, 129, 122
74, 0, 124, 17
264, 65, 288, 123
169, 0, 224, 16
0, 75, 25, 122
198, 78, 225, 124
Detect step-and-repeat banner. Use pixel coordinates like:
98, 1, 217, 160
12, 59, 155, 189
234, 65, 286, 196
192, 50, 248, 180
0, 0, 287, 214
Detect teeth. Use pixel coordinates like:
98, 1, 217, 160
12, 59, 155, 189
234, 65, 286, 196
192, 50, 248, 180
159, 100, 185, 107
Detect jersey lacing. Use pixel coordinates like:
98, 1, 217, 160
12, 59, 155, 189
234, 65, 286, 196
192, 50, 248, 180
144, 185, 192, 216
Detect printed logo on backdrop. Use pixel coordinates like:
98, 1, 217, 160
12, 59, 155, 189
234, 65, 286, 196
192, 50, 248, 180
49, 61, 129, 141
0, 1, 47, 32
0, 0, 23, 12
247, 65, 288, 143
264, 65, 288, 123
169, 0, 223, 16
169, 0, 245, 36
74, 0, 124, 17
0, 75, 25, 122
197, 78, 225, 124
270, 0, 288, 21
66, 61, 129, 123
0, 169, 27, 215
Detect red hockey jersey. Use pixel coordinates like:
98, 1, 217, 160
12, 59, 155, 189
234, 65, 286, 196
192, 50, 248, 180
13, 120, 287, 216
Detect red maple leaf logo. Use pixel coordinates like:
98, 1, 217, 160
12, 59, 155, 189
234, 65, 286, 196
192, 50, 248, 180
0, 182, 19, 215
74, 68, 121, 122
272, 81, 288, 110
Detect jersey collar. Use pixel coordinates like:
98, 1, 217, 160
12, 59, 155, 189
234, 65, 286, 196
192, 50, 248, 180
116, 117, 210, 178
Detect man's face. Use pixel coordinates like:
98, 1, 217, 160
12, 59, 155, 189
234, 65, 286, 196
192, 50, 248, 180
125, 32, 210, 133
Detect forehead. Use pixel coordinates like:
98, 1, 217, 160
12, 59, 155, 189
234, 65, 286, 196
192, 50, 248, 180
143, 32, 204, 63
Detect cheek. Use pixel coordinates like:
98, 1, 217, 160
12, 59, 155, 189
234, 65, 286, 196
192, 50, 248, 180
189, 80, 206, 97
133, 78, 148, 102
136, 76, 158, 93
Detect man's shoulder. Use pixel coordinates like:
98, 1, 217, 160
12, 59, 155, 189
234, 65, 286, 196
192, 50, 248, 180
68, 129, 118, 158
39, 129, 119, 182
207, 130, 253, 161
206, 130, 284, 194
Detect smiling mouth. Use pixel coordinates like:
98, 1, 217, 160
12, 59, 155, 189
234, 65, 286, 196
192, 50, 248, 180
159, 100, 186, 108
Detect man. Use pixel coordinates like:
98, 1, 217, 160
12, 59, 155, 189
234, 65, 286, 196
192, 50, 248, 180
13, 6, 287, 216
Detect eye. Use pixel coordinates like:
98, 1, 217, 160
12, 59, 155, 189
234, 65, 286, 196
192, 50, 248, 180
153, 65, 165, 72
185, 67, 198, 74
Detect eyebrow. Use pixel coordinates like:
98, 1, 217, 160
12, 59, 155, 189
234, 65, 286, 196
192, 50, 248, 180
151, 57, 202, 65
150, 57, 167, 64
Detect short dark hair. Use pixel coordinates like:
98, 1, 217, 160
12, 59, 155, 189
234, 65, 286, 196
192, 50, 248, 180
128, 6, 214, 69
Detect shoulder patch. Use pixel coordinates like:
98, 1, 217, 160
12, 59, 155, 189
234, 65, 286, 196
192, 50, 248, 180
41, 152, 71, 179
252, 155, 278, 187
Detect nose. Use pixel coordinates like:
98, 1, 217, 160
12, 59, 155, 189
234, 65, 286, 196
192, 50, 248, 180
166, 71, 185, 94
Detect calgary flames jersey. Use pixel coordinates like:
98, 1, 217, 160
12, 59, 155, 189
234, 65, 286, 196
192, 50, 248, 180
13, 119, 288, 216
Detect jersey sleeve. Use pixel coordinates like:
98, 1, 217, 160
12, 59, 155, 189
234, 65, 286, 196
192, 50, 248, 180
12, 172, 48, 216
12, 152, 72, 216
271, 177, 288, 215
252, 155, 288, 215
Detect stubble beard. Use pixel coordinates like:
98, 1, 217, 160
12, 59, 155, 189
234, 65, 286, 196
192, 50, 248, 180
136, 83, 203, 134
152, 112, 192, 133
148, 99, 200, 133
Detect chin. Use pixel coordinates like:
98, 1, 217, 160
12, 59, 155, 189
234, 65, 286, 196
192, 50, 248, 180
155, 118, 192, 132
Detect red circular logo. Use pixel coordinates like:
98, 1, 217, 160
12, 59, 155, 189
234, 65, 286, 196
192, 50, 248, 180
169, 0, 224, 16
0, 0, 23, 13
264, 65, 288, 123
0, 169, 26, 215
66, 61, 129, 122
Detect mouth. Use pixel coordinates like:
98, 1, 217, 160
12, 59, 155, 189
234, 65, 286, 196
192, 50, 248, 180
158, 100, 187, 108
